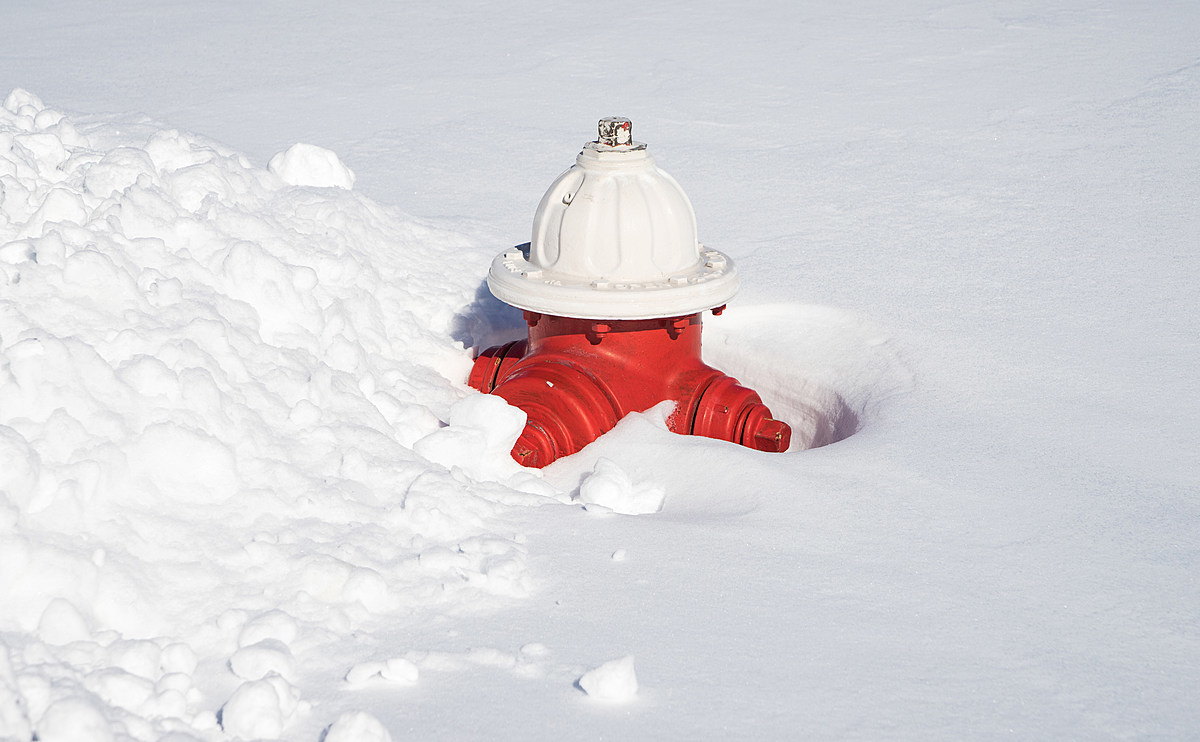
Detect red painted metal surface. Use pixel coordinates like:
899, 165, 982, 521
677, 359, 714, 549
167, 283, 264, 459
469, 310, 791, 468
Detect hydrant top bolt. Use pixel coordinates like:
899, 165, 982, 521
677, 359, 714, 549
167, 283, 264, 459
597, 117, 633, 147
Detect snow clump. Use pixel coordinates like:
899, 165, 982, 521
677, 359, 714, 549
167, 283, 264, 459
577, 458, 665, 514
35, 696, 115, 742
268, 142, 356, 189
345, 657, 420, 686
219, 676, 302, 739
413, 392, 529, 481
578, 655, 638, 702
324, 710, 394, 742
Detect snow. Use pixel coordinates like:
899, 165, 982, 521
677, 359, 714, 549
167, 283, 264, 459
34, 697, 114, 742
577, 655, 639, 702
343, 657, 418, 687
411, 393, 533, 482
577, 456, 667, 515
218, 677, 299, 741
1, 1, 1198, 740
322, 710, 392, 742
267, 144, 356, 191
228, 640, 294, 682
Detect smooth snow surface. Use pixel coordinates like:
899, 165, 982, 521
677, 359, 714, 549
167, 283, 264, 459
2, 1, 1199, 740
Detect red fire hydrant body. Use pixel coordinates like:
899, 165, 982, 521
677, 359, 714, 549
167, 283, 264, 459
473, 118, 791, 468
469, 310, 790, 468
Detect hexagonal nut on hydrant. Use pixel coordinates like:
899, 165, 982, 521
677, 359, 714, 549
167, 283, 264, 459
752, 418, 792, 453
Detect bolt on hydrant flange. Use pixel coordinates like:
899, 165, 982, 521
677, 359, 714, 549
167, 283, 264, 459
471, 118, 791, 468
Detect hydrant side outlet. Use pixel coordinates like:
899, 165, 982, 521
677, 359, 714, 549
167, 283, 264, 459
473, 119, 791, 467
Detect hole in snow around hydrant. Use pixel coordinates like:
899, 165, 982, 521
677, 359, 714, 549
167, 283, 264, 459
702, 303, 911, 452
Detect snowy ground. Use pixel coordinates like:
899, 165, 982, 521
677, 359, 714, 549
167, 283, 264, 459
2, 1, 1198, 740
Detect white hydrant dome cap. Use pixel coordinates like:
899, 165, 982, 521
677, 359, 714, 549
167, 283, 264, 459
488, 117, 739, 320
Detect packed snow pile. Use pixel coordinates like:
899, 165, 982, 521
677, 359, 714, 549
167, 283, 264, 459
0, 89, 568, 739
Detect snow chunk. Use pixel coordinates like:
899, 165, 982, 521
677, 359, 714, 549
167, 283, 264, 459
160, 643, 198, 677
23, 187, 87, 237
381, 658, 420, 684
345, 658, 419, 686
36, 696, 114, 742
413, 394, 528, 480
324, 710, 393, 742
268, 143, 355, 189
229, 639, 294, 681
238, 610, 299, 649
87, 668, 155, 713
578, 655, 638, 702
16, 134, 69, 172
36, 597, 90, 645
577, 458, 665, 515
83, 146, 156, 197
3, 88, 45, 117
108, 639, 161, 680
219, 676, 299, 740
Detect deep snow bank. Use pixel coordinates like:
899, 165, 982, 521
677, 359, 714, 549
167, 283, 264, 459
0, 88, 565, 739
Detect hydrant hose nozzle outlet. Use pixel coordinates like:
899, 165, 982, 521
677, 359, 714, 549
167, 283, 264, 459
472, 118, 792, 467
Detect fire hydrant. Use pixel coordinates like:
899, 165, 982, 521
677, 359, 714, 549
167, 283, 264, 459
469, 117, 791, 468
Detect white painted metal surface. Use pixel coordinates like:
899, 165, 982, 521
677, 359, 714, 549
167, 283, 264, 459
488, 118, 739, 320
